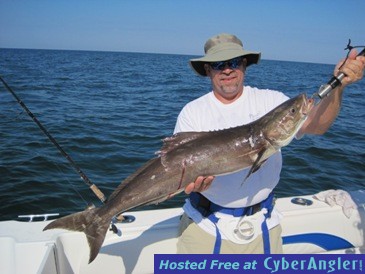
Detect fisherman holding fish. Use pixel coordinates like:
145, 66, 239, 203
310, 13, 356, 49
44, 33, 365, 263
175, 33, 365, 254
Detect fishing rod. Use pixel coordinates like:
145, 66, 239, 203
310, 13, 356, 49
313, 42, 365, 99
0, 76, 107, 204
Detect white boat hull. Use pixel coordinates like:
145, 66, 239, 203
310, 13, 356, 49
1, 190, 364, 274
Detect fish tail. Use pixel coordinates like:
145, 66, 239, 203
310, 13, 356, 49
43, 207, 111, 263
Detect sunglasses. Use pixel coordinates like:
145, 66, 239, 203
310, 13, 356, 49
208, 57, 244, 71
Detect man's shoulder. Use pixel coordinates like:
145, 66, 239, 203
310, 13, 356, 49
188, 91, 212, 104
245, 85, 286, 97
174, 92, 214, 133
182, 91, 213, 110
245, 85, 289, 104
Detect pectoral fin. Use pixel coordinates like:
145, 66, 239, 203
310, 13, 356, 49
241, 148, 267, 185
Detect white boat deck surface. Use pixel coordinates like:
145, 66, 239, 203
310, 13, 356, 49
0, 191, 364, 274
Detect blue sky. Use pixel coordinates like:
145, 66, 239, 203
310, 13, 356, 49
1, 0, 364, 64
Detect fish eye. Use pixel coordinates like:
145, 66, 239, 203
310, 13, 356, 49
290, 108, 296, 114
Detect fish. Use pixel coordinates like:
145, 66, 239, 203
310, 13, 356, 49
44, 93, 314, 263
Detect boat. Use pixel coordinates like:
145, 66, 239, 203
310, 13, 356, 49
0, 189, 364, 274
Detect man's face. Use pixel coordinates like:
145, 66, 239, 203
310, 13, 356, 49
205, 57, 247, 103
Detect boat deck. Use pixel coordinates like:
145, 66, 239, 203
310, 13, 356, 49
1, 191, 364, 274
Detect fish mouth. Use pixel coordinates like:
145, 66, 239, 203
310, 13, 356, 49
302, 95, 315, 116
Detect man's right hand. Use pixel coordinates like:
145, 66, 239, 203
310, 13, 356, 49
184, 176, 214, 194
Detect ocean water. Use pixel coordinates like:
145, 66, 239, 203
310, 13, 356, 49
0, 49, 364, 221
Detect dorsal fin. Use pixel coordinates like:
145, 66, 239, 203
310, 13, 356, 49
156, 131, 210, 157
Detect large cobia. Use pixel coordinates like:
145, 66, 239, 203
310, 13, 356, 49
44, 93, 314, 263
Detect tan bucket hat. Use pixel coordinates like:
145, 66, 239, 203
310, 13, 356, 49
190, 33, 261, 76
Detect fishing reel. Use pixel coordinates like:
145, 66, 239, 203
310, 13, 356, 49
312, 41, 365, 102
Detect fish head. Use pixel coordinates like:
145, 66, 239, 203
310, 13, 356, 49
262, 93, 314, 148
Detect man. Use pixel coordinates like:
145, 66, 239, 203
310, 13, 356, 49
176, 33, 365, 254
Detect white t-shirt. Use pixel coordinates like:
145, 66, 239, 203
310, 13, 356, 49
174, 85, 289, 237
